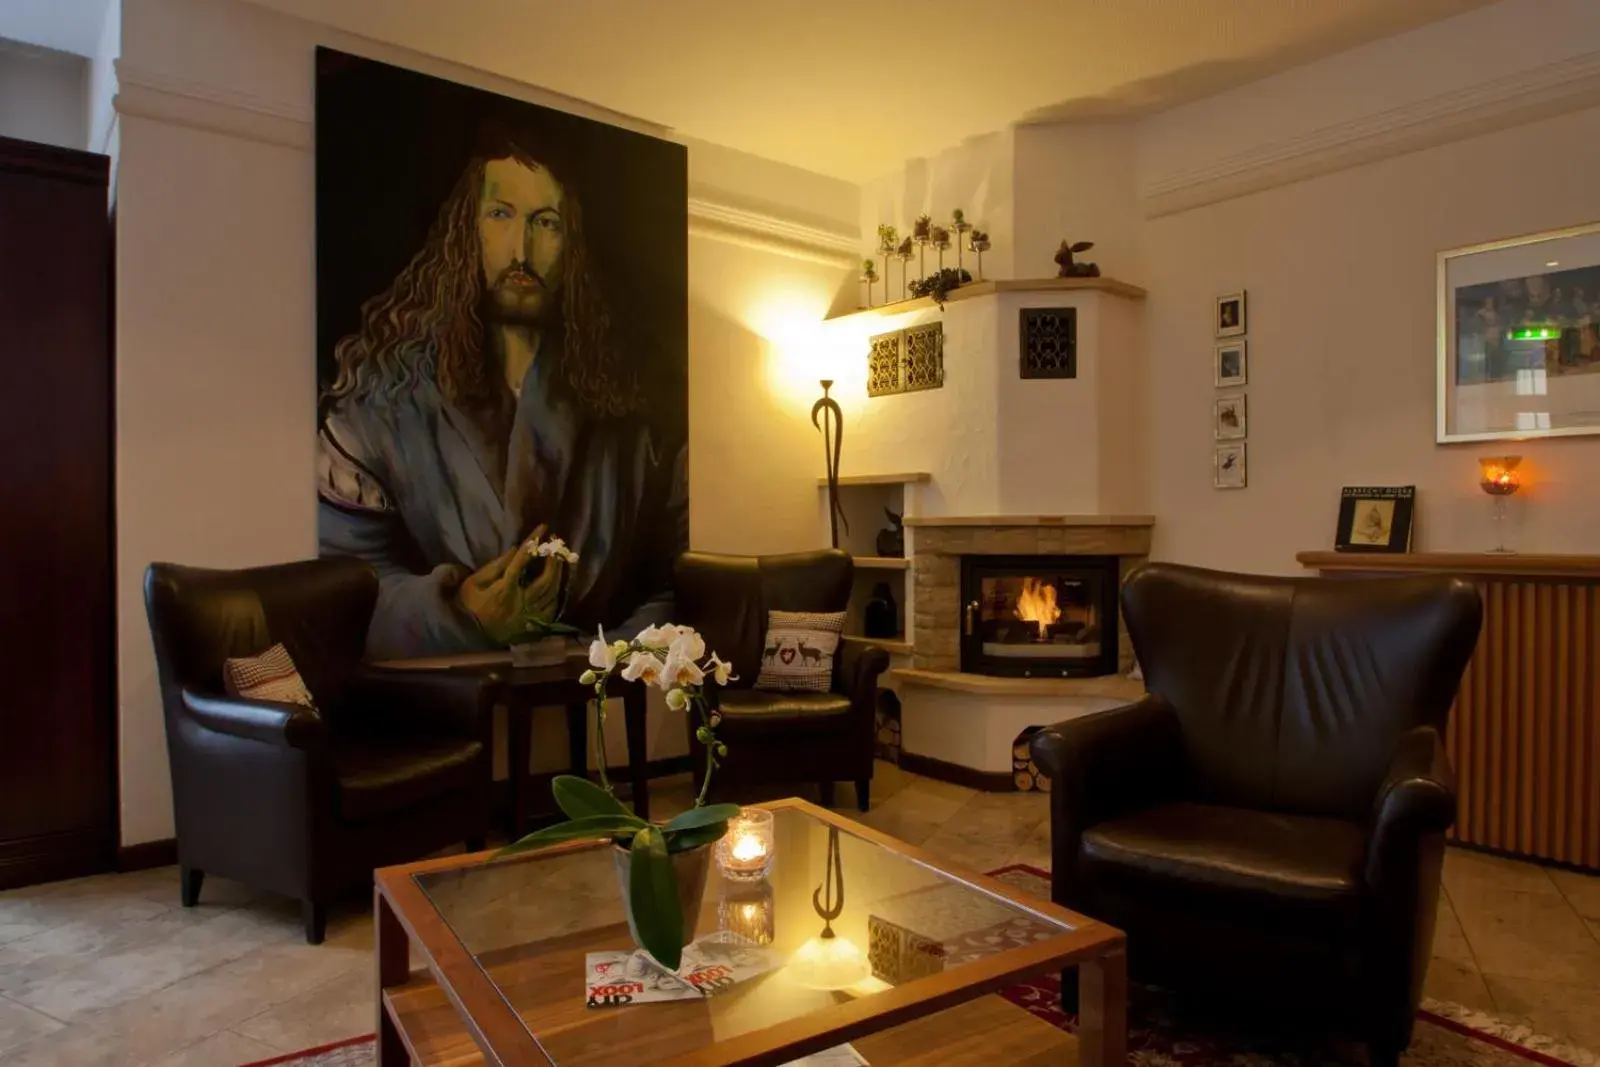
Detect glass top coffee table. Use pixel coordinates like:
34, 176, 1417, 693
375, 797, 1126, 1066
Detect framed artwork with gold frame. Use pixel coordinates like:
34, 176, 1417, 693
1437, 221, 1600, 443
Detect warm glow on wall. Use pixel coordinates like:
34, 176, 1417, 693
747, 289, 869, 413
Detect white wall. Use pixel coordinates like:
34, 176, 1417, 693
114, 0, 854, 845
1141, 105, 1600, 572
1134, 0, 1600, 570
0, 38, 87, 150
1013, 122, 1143, 284
85, 0, 118, 162
860, 128, 1016, 292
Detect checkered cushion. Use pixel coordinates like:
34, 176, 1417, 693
222, 643, 317, 709
754, 610, 845, 693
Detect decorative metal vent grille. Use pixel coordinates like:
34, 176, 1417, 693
866, 322, 945, 397
1020, 307, 1077, 379
867, 333, 903, 397
902, 323, 944, 393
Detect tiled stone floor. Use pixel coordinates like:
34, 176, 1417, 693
1, 761, 1597, 1065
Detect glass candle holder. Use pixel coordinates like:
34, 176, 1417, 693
717, 880, 774, 946
714, 807, 774, 882
1478, 455, 1522, 553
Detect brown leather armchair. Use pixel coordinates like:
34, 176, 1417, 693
144, 558, 496, 943
1031, 563, 1481, 1066
674, 550, 889, 810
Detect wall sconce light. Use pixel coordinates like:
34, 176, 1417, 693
1478, 455, 1522, 553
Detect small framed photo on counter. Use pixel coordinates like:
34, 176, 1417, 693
1334, 486, 1415, 552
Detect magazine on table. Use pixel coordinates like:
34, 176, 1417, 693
583, 934, 866, 1064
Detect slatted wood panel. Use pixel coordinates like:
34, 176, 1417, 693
1446, 577, 1600, 869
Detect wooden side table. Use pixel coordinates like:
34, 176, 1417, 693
371, 651, 651, 831
500, 664, 651, 833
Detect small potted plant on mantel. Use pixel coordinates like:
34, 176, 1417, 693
499, 625, 739, 971
504, 532, 581, 668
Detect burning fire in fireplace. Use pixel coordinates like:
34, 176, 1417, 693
1014, 577, 1061, 640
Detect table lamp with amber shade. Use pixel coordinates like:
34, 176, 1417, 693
1478, 455, 1521, 553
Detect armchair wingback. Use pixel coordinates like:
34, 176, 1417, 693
1032, 563, 1481, 1066
674, 550, 887, 809
145, 558, 496, 942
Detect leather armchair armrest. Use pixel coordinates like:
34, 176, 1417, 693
1031, 694, 1184, 828
836, 640, 891, 711
181, 688, 325, 749
342, 666, 501, 741
1365, 726, 1456, 889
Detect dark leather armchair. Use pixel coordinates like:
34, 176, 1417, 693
144, 558, 496, 943
1031, 563, 1481, 1066
674, 550, 889, 810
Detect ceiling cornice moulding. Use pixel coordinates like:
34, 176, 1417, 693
686, 196, 858, 268
113, 61, 855, 269
1142, 48, 1600, 218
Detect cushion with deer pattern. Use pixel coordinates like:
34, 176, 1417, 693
753, 610, 846, 693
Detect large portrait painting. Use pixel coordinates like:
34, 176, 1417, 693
1438, 221, 1600, 442
315, 49, 688, 658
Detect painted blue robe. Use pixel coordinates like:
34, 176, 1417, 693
316, 345, 684, 659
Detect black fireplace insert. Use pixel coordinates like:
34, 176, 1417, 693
959, 554, 1119, 677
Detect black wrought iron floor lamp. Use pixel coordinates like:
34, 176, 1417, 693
813, 379, 847, 549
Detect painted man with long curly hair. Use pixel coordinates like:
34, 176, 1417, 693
318, 123, 685, 657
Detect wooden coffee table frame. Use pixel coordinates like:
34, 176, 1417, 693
375, 797, 1127, 1067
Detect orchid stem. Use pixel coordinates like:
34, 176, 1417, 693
592, 690, 612, 794
694, 696, 715, 809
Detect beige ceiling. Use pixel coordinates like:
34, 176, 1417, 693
247, 0, 1493, 181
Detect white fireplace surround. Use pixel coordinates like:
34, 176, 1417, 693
825, 278, 1147, 521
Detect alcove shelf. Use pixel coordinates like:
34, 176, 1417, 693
853, 556, 909, 571
816, 472, 932, 487
841, 634, 913, 656
824, 276, 1146, 322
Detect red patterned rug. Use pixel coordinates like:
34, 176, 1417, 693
247, 865, 1596, 1067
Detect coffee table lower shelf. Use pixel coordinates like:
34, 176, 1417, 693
383, 977, 1079, 1067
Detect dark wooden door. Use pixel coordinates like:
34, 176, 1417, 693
0, 135, 115, 888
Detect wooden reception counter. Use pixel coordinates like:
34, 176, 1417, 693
1298, 552, 1599, 871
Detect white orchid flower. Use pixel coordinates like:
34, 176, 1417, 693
661, 647, 705, 689
664, 687, 690, 711
634, 624, 667, 648
667, 627, 705, 663
620, 651, 664, 686
707, 652, 738, 686
588, 627, 616, 670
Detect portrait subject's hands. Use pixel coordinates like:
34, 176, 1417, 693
456, 527, 564, 646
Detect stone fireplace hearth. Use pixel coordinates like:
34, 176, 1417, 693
886, 515, 1151, 790
909, 515, 1150, 674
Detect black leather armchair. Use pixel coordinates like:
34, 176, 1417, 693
674, 550, 889, 810
144, 558, 496, 942
1031, 563, 1481, 1066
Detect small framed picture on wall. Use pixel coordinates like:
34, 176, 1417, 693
1215, 341, 1247, 387
1213, 395, 1247, 440
1216, 291, 1247, 337
1214, 442, 1247, 489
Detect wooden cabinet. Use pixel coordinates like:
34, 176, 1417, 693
0, 136, 115, 888
1299, 552, 1600, 871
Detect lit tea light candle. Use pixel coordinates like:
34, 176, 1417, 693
715, 807, 774, 882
